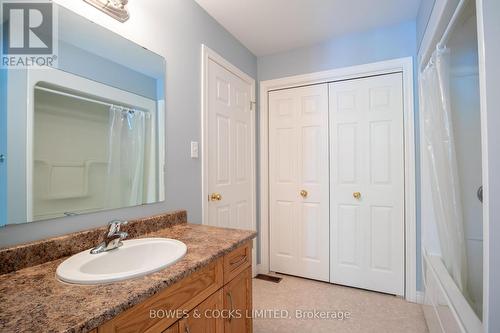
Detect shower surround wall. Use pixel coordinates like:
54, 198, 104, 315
418, 0, 485, 329
447, 9, 483, 316
33, 89, 110, 221
33, 90, 153, 222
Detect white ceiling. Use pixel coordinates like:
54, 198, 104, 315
194, 0, 421, 56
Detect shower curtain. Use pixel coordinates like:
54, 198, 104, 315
420, 46, 468, 294
106, 105, 147, 208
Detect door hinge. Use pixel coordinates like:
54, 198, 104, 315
250, 101, 256, 110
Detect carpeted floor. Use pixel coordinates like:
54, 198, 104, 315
253, 274, 428, 333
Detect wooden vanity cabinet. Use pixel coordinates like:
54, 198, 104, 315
162, 325, 178, 333
223, 240, 251, 284
223, 267, 252, 333
178, 289, 224, 333
98, 241, 252, 333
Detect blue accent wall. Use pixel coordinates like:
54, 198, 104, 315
258, 21, 417, 81
58, 41, 159, 100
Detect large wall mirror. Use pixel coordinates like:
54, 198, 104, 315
0, 5, 166, 226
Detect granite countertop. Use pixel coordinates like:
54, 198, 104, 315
0, 223, 256, 333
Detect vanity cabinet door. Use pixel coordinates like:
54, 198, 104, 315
98, 259, 223, 333
223, 267, 252, 333
178, 289, 224, 333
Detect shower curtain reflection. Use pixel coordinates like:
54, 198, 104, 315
106, 105, 148, 208
420, 46, 468, 297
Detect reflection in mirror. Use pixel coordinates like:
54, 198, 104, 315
33, 80, 159, 221
1, 4, 165, 226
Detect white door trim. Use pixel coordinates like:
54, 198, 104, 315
201, 45, 257, 272
476, 0, 500, 329
259, 57, 417, 302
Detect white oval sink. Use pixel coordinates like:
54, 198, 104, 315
56, 238, 187, 285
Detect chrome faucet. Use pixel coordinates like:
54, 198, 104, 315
90, 220, 129, 254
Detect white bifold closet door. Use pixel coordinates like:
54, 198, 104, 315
269, 84, 330, 282
329, 73, 404, 295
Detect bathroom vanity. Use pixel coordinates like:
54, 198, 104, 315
0, 211, 256, 333
98, 241, 253, 333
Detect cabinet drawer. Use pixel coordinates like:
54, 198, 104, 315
223, 241, 251, 283
99, 258, 223, 333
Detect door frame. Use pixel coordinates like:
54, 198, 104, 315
200, 45, 257, 264
259, 57, 417, 302
475, 0, 499, 329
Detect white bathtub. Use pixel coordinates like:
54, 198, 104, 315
422, 253, 483, 333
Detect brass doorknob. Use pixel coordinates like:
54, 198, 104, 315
353, 192, 361, 199
300, 190, 308, 198
210, 192, 222, 201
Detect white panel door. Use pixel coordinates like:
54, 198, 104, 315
207, 59, 254, 233
329, 73, 404, 295
269, 84, 329, 282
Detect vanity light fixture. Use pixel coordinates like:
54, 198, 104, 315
83, 0, 130, 22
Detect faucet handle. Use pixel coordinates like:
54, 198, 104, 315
108, 219, 128, 235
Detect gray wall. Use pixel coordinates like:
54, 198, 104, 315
257, 20, 422, 290
0, 0, 257, 246
59, 41, 159, 100
258, 21, 417, 80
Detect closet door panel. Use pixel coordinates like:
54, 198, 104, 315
329, 73, 404, 295
269, 84, 329, 281
269, 93, 298, 274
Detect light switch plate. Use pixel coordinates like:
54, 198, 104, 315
190, 141, 199, 159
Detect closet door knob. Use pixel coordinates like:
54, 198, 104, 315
210, 192, 222, 201
353, 192, 361, 199
300, 190, 308, 198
